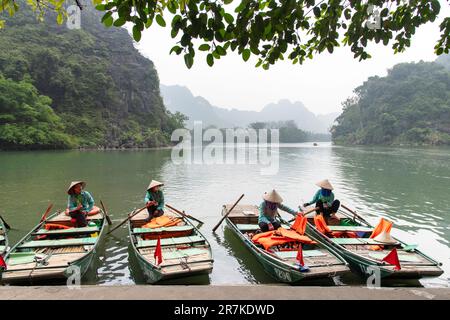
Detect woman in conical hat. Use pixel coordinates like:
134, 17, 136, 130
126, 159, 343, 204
144, 180, 165, 220
303, 179, 340, 221
258, 189, 301, 232
66, 181, 94, 227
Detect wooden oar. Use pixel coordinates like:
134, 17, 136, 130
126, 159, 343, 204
100, 200, 113, 225
341, 204, 369, 224
165, 204, 204, 225
0, 214, 11, 230
39, 203, 54, 222
107, 205, 147, 235
212, 194, 244, 232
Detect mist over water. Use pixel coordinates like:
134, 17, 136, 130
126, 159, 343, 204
1, 143, 449, 287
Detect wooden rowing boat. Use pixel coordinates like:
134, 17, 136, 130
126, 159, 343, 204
302, 206, 444, 280
223, 204, 350, 284
0, 217, 8, 256
128, 205, 213, 284
0, 209, 106, 284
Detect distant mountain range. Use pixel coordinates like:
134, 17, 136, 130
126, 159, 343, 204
160, 85, 339, 133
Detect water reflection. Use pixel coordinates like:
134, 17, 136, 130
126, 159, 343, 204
0, 144, 449, 287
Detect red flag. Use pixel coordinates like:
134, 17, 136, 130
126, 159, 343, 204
382, 248, 401, 270
0, 255, 7, 270
296, 244, 304, 267
154, 237, 163, 265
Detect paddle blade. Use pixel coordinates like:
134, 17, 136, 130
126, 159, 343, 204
0, 215, 11, 230
40, 203, 54, 222
100, 200, 113, 225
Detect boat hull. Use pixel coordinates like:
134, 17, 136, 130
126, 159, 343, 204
0, 211, 106, 285
305, 219, 444, 280
224, 212, 349, 284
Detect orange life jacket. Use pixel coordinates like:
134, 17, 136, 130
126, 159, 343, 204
252, 228, 316, 251
370, 218, 393, 239
369, 218, 393, 250
142, 215, 182, 229
314, 215, 331, 234
44, 223, 72, 230
291, 215, 307, 235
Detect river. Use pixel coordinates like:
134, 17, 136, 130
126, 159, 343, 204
0, 143, 449, 287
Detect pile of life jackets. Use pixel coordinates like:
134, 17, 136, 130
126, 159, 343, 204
141, 215, 183, 240
251, 215, 317, 251
142, 215, 182, 229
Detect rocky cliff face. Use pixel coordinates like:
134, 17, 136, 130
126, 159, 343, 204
0, 2, 182, 149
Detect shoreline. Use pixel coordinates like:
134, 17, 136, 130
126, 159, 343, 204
0, 285, 449, 300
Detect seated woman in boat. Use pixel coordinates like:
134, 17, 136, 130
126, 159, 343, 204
144, 180, 165, 220
303, 179, 340, 221
259, 189, 300, 232
66, 181, 95, 227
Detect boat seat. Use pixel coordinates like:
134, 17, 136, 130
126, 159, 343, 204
162, 248, 207, 259
48, 211, 103, 223
0, 245, 5, 253
236, 224, 291, 231
274, 250, 327, 259
331, 238, 398, 245
236, 224, 260, 231
136, 236, 205, 248
132, 225, 194, 234
0, 235, 5, 241
18, 237, 98, 248
328, 226, 373, 232
33, 226, 100, 236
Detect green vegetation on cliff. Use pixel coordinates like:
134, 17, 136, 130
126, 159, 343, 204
0, 3, 185, 150
332, 61, 450, 145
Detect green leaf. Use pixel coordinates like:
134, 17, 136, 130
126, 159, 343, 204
103, 16, 113, 28
133, 26, 142, 41
156, 15, 166, 27
101, 12, 112, 23
114, 18, 126, 27
207, 53, 214, 66
216, 45, 226, 56
184, 53, 194, 69
313, 7, 321, 18
170, 45, 182, 55
224, 13, 234, 24
242, 49, 251, 61
224, 0, 233, 4
199, 44, 211, 51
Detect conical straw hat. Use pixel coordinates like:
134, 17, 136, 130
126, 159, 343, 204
374, 230, 397, 244
67, 181, 86, 194
316, 179, 334, 190
263, 189, 283, 203
147, 180, 164, 191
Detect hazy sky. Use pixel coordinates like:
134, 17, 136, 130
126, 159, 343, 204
129, 4, 449, 115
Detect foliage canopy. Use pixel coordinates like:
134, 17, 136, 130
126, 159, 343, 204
1, 0, 448, 69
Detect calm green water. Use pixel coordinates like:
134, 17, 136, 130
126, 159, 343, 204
0, 143, 449, 287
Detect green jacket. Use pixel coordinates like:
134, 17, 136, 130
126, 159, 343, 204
258, 201, 296, 224
144, 190, 165, 211
307, 189, 335, 206
67, 191, 94, 213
